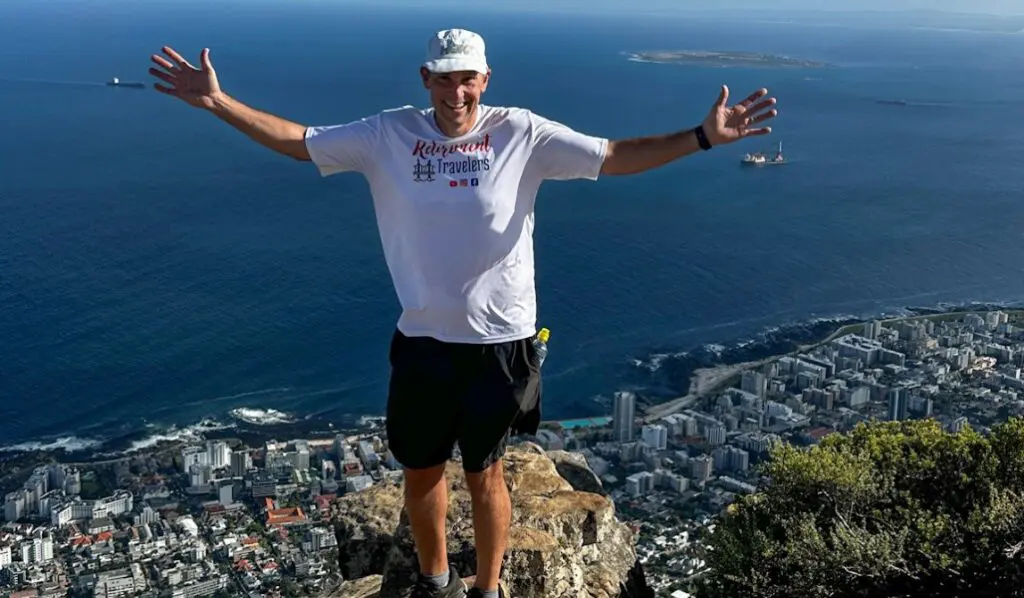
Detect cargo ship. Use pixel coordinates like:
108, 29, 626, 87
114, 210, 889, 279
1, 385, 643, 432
106, 77, 146, 89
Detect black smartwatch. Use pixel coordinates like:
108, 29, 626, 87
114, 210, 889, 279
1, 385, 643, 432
694, 125, 713, 151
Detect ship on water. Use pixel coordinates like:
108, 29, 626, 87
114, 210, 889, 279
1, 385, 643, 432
105, 77, 146, 89
742, 141, 786, 166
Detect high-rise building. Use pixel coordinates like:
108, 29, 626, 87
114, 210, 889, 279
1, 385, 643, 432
625, 472, 655, 497
207, 441, 231, 470
612, 391, 636, 442
293, 440, 311, 471
741, 371, 768, 398
949, 416, 969, 434
4, 492, 25, 523
691, 455, 714, 481
189, 463, 211, 489
181, 446, 210, 473
230, 449, 251, 478
21, 532, 53, 564
887, 387, 909, 421
863, 320, 883, 340
704, 424, 726, 446
640, 425, 667, 450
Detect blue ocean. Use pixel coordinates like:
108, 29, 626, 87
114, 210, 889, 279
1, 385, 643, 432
2, 0, 1022, 453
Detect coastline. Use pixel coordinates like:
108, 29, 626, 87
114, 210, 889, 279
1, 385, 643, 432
643, 303, 1024, 421
3, 301, 1024, 471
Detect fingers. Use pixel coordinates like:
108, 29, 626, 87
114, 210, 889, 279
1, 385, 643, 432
744, 127, 772, 136
746, 97, 777, 115
747, 109, 778, 125
162, 46, 196, 70
716, 84, 729, 108
739, 88, 769, 108
153, 83, 176, 96
148, 66, 176, 86
150, 54, 176, 73
200, 48, 213, 72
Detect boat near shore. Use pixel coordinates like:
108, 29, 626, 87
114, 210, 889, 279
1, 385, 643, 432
742, 141, 787, 166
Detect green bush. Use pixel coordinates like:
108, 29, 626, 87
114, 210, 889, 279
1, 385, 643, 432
697, 418, 1024, 598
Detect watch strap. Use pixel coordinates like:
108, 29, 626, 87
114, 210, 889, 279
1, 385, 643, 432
694, 125, 713, 151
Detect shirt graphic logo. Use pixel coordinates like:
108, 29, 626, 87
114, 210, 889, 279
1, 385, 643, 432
413, 134, 492, 186
412, 135, 492, 160
412, 159, 436, 183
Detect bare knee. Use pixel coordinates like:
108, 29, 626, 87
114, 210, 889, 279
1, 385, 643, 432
465, 459, 506, 499
404, 464, 446, 500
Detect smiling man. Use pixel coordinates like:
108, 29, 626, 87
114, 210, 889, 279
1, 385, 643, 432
149, 27, 777, 598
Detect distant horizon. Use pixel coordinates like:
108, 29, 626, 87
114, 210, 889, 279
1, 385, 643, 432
4, 0, 1023, 18
324, 0, 1024, 17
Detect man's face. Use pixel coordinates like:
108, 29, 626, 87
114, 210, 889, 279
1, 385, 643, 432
421, 67, 490, 137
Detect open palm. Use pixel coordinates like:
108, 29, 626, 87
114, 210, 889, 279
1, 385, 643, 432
149, 46, 222, 109
702, 85, 778, 146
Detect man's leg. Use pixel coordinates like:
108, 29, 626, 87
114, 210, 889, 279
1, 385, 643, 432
465, 453, 511, 592
404, 464, 449, 579
385, 330, 465, 595
459, 336, 542, 595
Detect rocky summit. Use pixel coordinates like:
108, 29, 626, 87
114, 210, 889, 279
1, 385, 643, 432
327, 443, 653, 598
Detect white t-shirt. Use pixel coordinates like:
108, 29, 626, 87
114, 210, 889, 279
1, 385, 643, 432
304, 105, 608, 344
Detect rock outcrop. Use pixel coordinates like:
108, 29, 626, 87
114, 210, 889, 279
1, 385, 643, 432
328, 444, 652, 598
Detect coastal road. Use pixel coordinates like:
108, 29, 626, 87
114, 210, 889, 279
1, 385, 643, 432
640, 318, 864, 422
642, 360, 765, 422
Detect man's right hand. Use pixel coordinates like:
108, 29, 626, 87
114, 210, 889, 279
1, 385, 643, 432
149, 46, 222, 110
148, 45, 312, 161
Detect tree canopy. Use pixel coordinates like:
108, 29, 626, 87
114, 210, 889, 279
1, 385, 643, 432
697, 418, 1024, 598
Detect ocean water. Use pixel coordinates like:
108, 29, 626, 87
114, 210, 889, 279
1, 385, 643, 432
1, 0, 1023, 452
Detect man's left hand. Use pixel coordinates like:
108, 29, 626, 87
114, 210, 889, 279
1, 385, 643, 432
702, 85, 778, 146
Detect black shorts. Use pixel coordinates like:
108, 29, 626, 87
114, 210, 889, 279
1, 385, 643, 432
385, 328, 542, 473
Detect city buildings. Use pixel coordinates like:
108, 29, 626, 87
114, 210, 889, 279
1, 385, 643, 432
2, 311, 1022, 597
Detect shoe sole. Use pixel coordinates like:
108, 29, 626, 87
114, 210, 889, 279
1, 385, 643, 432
462, 577, 509, 597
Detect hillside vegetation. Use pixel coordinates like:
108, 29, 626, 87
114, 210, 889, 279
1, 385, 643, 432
697, 418, 1024, 597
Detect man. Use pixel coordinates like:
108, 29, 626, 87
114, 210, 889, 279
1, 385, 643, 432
149, 28, 777, 598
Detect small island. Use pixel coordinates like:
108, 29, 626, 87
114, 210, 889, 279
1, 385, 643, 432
627, 50, 829, 69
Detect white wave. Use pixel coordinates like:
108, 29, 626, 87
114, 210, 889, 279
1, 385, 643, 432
126, 418, 234, 453
631, 351, 688, 373
229, 407, 295, 426
0, 436, 104, 454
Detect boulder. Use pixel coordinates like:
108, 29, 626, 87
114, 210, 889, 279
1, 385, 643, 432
546, 450, 604, 495
329, 445, 651, 598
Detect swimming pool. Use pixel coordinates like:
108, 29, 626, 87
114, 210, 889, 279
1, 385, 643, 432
553, 417, 613, 429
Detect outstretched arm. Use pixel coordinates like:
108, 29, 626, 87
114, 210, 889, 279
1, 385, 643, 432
205, 93, 312, 162
600, 86, 777, 176
149, 46, 311, 161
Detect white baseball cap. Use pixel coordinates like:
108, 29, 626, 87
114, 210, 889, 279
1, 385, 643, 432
423, 29, 489, 75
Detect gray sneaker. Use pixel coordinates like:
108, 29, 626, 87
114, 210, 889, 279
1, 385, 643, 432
409, 566, 467, 598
